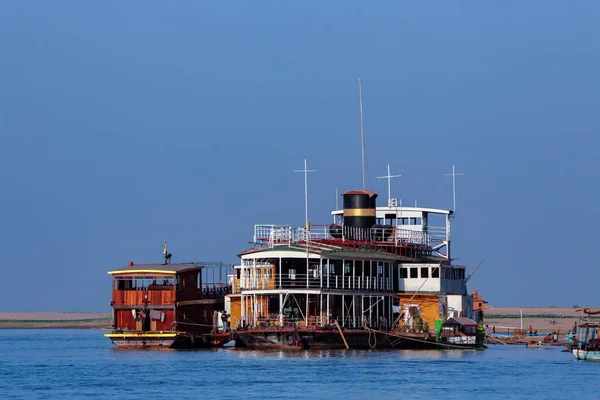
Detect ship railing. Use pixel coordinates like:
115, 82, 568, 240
254, 224, 293, 246
254, 224, 336, 247
274, 316, 326, 328
235, 315, 391, 330
236, 274, 393, 292
332, 315, 389, 329
200, 284, 232, 299
293, 224, 332, 241
234, 315, 328, 329
394, 228, 432, 247
329, 276, 393, 291
255, 223, 441, 248
240, 260, 275, 268
426, 226, 448, 242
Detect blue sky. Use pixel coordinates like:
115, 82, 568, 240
1, 1, 599, 311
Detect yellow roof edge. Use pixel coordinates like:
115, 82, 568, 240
107, 269, 176, 275
104, 333, 178, 338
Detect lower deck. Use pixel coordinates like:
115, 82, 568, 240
234, 327, 482, 350
105, 331, 232, 349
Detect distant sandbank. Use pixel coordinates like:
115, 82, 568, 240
0, 312, 111, 329
485, 307, 589, 333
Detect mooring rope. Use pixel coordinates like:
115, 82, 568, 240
367, 328, 482, 350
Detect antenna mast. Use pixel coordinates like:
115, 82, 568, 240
377, 164, 401, 207
294, 159, 317, 231
444, 164, 464, 212
358, 77, 366, 189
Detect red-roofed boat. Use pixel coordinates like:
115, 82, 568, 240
105, 261, 234, 349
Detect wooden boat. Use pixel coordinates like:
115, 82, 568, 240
526, 340, 541, 348
439, 317, 483, 347
105, 261, 233, 349
572, 322, 600, 361
582, 308, 600, 315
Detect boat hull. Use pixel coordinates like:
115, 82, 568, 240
572, 349, 600, 361
234, 329, 482, 350
105, 331, 232, 349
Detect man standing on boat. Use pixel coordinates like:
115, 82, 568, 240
163, 240, 172, 265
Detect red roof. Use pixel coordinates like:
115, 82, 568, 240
343, 190, 378, 197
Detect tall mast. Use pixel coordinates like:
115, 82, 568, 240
377, 164, 401, 207
358, 77, 366, 190
295, 159, 317, 313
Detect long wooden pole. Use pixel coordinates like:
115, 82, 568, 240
486, 334, 512, 348
333, 320, 350, 349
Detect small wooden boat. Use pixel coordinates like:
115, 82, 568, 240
105, 261, 234, 349
572, 323, 600, 361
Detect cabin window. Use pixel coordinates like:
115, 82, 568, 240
410, 217, 417, 225
458, 269, 465, 280
410, 268, 418, 278
344, 263, 351, 274
289, 269, 296, 280
236, 269, 241, 279
432, 267, 440, 278
421, 267, 429, 278
415, 217, 421, 225
400, 268, 408, 279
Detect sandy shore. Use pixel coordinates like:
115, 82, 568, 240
0, 312, 111, 329
484, 307, 587, 334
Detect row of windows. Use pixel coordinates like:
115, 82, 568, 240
399, 267, 465, 280
378, 217, 422, 225
398, 217, 422, 225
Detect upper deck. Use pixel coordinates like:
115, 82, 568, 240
108, 262, 233, 306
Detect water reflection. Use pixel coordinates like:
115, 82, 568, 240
227, 348, 479, 361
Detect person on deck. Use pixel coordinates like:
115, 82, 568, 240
221, 311, 229, 332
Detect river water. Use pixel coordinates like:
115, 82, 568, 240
0, 329, 597, 399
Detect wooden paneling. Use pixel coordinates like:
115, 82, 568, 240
114, 308, 174, 331
229, 297, 241, 329
112, 290, 175, 305
156, 310, 173, 331
116, 309, 137, 330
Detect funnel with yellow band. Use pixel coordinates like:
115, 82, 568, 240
343, 190, 377, 240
